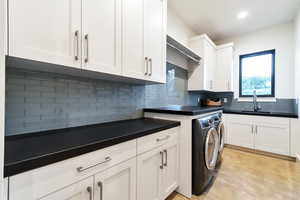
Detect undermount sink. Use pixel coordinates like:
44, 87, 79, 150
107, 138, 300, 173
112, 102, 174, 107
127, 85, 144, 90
241, 110, 271, 114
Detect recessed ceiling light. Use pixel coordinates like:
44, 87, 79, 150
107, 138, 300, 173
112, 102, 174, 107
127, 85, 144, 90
237, 11, 248, 20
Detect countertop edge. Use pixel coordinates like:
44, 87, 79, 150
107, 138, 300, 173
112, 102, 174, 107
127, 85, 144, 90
223, 110, 298, 119
144, 107, 298, 119
4, 121, 180, 177
144, 107, 223, 116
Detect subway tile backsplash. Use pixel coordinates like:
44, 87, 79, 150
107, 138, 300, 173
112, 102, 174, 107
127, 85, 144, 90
6, 63, 197, 136
7, 62, 297, 136
6, 69, 145, 135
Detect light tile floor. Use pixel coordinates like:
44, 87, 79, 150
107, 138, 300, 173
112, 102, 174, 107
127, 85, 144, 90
167, 148, 300, 200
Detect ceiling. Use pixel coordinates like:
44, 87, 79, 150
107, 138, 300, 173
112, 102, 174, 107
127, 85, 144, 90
169, 0, 300, 41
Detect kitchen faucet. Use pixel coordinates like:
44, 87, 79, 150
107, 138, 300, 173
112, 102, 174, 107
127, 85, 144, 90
253, 90, 261, 112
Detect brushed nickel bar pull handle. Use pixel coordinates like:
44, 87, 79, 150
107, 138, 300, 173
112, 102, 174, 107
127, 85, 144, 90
251, 125, 253, 134
255, 125, 258, 135
84, 34, 89, 63
87, 186, 92, 200
163, 149, 167, 167
149, 58, 152, 76
160, 151, 164, 169
97, 181, 103, 200
77, 157, 111, 172
156, 135, 170, 142
145, 57, 148, 75
74, 31, 79, 61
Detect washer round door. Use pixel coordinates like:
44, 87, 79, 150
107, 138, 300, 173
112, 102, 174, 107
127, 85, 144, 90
205, 128, 219, 170
217, 121, 225, 153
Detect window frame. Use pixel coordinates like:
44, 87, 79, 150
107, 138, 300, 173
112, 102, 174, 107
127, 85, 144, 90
239, 49, 275, 97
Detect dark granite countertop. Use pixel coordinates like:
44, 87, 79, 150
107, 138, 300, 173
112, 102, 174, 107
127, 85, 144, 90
5, 118, 180, 177
223, 109, 298, 118
144, 105, 223, 116
143, 105, 298, 118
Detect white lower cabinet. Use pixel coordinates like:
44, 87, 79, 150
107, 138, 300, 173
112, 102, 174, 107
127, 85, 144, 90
224, 114, 291, 156
161, 142, 179, 199
39, 158, 136, 200
94, 158, 136, 200
227, 120, 254, 149
137, 130, 179, 200
40, 177, 94, 200
255, 123, 290, 155
137, 148, 162, 200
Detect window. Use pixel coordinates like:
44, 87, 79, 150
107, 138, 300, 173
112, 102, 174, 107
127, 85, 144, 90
239, 49, 275, 97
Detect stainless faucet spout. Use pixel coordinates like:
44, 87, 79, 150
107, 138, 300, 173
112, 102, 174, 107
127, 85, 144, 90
253, 90, 261, 112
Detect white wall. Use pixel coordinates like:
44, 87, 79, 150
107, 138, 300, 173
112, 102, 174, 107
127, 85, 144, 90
217, 22, 295, 99
292, 9, 300, 161
167, 8, 196, 47
167, 7, 197, 69
295, 10, 300, 101
0, 0, 5, 196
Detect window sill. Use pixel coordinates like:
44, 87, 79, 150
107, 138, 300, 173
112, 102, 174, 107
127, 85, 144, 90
237, 97, 276, 102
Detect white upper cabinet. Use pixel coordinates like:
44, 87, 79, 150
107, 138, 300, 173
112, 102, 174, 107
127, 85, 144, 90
144, 0, 167, 83
82, 0, 122, 75
122, 0, 146, 80
9, 0, 82, 68
188, 35, 216, 91
204, 40, 217, 90
8, 0, 167, 83
215, 44, 234, 92
122, 0, 167, 83
188, 34, 233, 91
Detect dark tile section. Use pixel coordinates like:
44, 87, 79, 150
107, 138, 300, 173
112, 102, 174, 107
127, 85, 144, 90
6, 59, 298, 136
224, 98, 298, 116
6, 63, 195, 136
145, 63, 198, 107
189, 90, 298, 118
5, 68, 145, 135
4, 118, 180, 177
144, 105, 223, 116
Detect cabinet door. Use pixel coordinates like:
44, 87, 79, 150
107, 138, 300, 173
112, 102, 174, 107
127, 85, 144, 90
137, 147, 163, 200
144, 0, 167, 83
40, 177, 93, 200
94, 158, 136, 200
227, 121, 254, 149
122, 0, 147, 80
203, 41, 216, 90
255, 124, 290, 155
82, 0, 121, 75
215, 46, 233, 91
161, 142, 179, 199
9, 0, 81, 68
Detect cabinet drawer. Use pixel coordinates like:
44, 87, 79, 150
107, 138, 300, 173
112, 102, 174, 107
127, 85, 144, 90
9, 140, 136, 200
252, 115, 290, 126
137, 127, 179, 155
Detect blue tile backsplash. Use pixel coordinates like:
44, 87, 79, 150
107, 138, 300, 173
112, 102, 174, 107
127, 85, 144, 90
6, 63, 198, 135
5, 62, 297, 136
